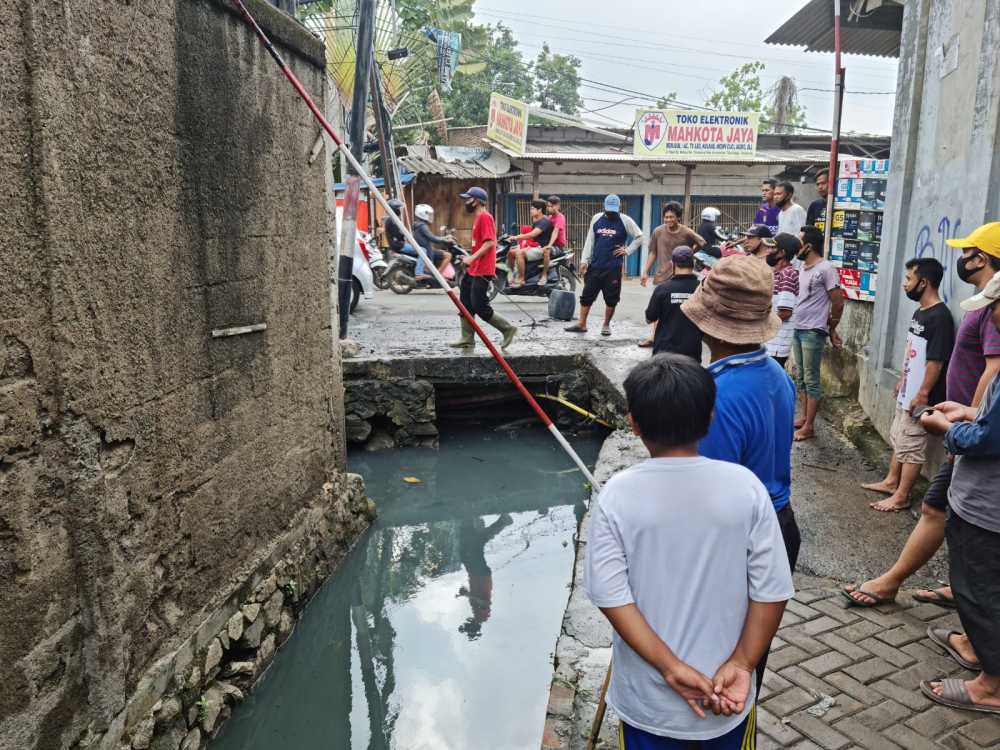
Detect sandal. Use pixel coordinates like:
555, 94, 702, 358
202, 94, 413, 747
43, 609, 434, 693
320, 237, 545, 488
565, 324, 588, 333
601, 326, 612, 337
840, 585, 894, 608
913, 587, 957, 609
926, 627, 981, 671
637, 339, 653, 348
920, 679, 1000, 714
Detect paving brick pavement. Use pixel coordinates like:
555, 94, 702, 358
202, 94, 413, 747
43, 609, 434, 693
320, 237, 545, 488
757, 576, 1000, 749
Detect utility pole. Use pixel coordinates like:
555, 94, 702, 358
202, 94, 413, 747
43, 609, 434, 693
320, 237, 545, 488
337, 0, 376, 339
370, 63, 404, 207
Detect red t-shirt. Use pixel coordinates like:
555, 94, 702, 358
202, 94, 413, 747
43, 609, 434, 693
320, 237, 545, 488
469, 211, 497, 276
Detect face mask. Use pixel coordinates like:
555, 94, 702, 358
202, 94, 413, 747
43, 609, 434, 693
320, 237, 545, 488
797, 247, 811, 261
463, 201, 477, 214
905, 281, 926, 302
766, 252, 781, 267
957, 254, 981, 283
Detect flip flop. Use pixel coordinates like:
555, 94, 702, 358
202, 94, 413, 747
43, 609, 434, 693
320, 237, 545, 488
601, 326, 612, 337
565, 324, 587, 333
926, 627, 981, 671
920, 679, 1000, 714
913, 588, 957, 609
637, 339, 653, 348
840, 585, 893, 608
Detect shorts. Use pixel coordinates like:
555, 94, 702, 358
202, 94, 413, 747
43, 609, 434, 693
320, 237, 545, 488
619, 708, 756, 749
947, 511, 1000, 674
524, 247, 547, 262
923, 459, 953, 511
889, 406, 929, 464
580, 266, 622, 308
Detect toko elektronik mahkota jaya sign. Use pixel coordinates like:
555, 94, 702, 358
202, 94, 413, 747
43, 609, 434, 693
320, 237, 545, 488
633, 110, 759, 160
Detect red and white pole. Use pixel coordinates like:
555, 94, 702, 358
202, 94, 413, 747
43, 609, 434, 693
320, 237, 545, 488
229, 0, 600, 489
823, 0, 845, 254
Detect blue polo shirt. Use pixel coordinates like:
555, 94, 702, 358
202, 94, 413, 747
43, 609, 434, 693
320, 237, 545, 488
698, 348, 795, 512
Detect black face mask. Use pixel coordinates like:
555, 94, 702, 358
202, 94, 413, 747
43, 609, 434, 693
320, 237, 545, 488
957, 254, 981, 283
905, 281, 926, 302
796, 247, 811, 261
463, 200, 477, 214
766, 252, 781, 267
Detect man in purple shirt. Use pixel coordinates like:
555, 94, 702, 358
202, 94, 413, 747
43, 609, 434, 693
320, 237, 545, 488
753, 179, 780, 234
791, 225, 845, 441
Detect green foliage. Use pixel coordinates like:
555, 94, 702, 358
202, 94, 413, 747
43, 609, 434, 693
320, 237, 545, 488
656, 92, 679, 109
534, 44, 583, 115
441, 24, 534, 128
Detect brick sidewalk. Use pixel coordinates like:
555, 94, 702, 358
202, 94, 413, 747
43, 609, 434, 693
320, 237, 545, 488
757, 577, 1000, 749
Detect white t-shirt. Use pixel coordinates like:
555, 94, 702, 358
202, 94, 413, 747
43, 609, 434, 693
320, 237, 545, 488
777, 202, 807, 236
584, 457, 794, 740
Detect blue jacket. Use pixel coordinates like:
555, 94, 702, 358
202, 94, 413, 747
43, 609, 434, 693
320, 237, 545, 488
945, 374, 1000, 457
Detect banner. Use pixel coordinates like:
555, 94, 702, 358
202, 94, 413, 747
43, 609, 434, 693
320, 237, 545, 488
486, 93, 529, 155
633, 109, 759, 159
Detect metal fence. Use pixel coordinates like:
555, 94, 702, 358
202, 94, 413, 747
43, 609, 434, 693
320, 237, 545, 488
687, 198, 761, 235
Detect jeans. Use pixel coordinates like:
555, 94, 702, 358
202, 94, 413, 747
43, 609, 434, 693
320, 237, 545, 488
792, 329, 827, 400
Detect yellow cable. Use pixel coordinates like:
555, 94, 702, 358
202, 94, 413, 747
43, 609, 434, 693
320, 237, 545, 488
533, 393, 613, 429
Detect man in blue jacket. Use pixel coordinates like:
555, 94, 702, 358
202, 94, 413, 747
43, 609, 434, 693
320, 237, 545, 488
565, 194, 643, 337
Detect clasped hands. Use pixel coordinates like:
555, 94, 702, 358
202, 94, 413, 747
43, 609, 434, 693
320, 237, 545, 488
662, 657, 753, 719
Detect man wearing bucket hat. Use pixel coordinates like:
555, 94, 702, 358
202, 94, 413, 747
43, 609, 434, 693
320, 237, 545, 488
918, 267, 1000, 715
681, 254, 800, 692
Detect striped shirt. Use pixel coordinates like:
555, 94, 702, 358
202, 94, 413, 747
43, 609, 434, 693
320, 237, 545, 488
766, 266, 799, 358
947, 306, 1000, 405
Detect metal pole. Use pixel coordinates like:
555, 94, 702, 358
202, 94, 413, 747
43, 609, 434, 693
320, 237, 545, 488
370, 63, 404, 205
823, 0, 844, 254
682, 164, 694, 226
337, 0, 376, 339
229, 0, 600, 489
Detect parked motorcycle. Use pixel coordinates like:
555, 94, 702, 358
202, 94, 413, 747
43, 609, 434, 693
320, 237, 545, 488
358, 232, 389, 290
350, 234, 377, 313
488, 234, 577, 301
385, 243, 466, 294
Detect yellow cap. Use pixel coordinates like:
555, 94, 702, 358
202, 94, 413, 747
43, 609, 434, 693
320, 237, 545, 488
945, 221, 1000, 258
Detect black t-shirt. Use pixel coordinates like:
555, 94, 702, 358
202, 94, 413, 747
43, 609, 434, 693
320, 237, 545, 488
384, 216, 406, 251
645, 275, 703, 359
532, 217, 555, 247
909, 302, 955, 406
806, 199, 827, 230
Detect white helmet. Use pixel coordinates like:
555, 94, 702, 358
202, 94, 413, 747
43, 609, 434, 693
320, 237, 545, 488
701, 207, 721, 222
414, 204, 434, 222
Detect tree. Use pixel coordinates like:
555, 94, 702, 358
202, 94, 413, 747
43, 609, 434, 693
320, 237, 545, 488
656, 92, 679, 108
533, 44, 583, 115
442, 24, 533, 127
704, 62, 808, 133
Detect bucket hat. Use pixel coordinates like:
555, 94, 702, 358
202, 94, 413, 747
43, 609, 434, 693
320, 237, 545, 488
681, 255, 781, 344
961, 270, 1000, 311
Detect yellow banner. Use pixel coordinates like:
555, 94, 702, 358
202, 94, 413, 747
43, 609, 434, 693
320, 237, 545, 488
487, 93, 529, 155
633, 109, 759, 160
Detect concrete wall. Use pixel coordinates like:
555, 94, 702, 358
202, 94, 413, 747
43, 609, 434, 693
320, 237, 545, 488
861, 0, 1000, 444
0, 1, 354, 748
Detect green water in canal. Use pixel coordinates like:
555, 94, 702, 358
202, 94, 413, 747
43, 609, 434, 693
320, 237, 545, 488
211, 423, 604, 750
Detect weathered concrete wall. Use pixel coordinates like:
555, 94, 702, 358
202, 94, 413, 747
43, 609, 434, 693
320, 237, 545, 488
0, 1, 357, 748
861, 0, 1000, 447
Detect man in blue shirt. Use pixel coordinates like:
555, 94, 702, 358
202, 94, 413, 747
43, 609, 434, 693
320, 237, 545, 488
565, 194, 643, 337
681, 254, 799, 691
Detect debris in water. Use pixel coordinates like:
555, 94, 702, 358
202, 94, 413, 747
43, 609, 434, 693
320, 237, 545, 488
494, 417, 538, 432
402, 476, 422, 484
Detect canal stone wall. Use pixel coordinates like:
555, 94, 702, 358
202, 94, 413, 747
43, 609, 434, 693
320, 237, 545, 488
0, 2, 363, 749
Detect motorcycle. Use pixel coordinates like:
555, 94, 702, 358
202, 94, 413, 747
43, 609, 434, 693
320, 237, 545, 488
358, 232, 389, 290
350, 234, 377, 314
385, 242, 466, 294
488, 234, 577, 301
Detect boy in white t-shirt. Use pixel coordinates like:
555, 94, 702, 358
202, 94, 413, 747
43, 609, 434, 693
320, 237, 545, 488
585, 354, 794, 748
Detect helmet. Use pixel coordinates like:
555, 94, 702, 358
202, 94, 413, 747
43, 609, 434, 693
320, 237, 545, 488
414, 204, 434, 222
701, 207, 721, 222
387, 198, 405, 212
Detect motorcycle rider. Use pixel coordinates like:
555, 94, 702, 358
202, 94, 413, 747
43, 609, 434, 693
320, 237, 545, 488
697, 207, 725, 250
507, 199, 557, 288
412, 204, 454, 281
382, 198, 414, 258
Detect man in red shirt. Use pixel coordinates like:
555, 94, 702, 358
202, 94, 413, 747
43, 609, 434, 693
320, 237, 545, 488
451, 187, 517, 350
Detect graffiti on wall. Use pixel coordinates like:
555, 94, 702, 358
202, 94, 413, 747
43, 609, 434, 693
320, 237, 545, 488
914, 215, 962, 304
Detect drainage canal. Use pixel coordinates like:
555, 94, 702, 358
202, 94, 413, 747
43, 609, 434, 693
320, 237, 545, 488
211, 412, 605, 749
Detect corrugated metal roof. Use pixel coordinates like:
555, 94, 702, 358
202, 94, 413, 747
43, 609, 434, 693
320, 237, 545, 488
491, 141, 848, 166
765, 0, 903, 58
399, 145, 523, 179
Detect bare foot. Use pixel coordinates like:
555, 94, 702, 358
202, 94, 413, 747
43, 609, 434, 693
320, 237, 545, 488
795, 416, 806, 429
949, 633, 981, 667
929, 676, 1000, 708
861, 480, 898, 495
794, 426, 815, 441
843, 579, 898, 606
870, 493, 911, 512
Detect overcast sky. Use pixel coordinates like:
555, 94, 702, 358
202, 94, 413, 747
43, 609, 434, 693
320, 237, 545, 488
472, 0, 899, 136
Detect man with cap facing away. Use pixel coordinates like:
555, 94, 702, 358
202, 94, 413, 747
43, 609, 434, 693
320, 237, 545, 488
681, 255, 800, 692
747, 233, 801, 369
644, 246, 703, 361
565, 194, 644, 337
738, 224, 775, 257
450, 186, 517, 351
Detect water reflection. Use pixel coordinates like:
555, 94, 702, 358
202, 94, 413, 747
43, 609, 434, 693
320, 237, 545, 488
212, 425, 603, 750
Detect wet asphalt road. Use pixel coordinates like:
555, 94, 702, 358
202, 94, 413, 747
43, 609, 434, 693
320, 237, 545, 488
347, 280, 948, 590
